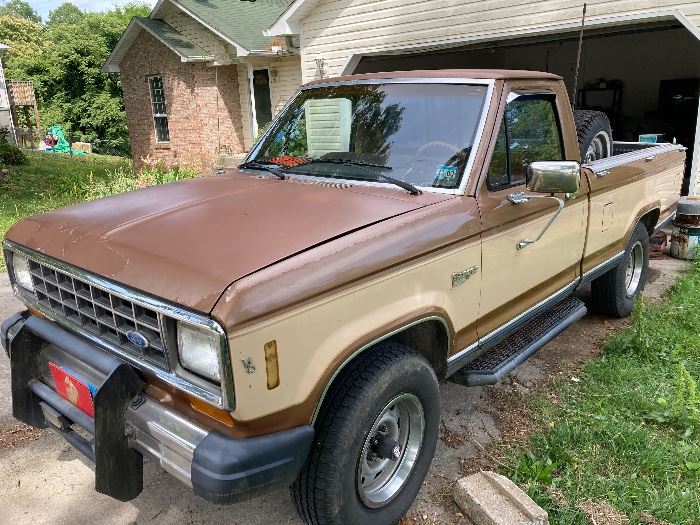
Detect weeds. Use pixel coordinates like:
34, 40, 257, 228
0, 152, 199, 269
648, 364, 700, 437
502, 260, 700, 524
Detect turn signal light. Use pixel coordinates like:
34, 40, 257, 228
264, 340, 280, 390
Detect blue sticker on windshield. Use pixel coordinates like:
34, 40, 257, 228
435, 165, 458, 186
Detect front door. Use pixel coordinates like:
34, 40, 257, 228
253, 69, 273, 133
477, 84, 588, 341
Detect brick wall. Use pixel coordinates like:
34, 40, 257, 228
120, 31, 245, 171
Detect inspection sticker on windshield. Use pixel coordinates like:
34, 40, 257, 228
434, 165, 458, 186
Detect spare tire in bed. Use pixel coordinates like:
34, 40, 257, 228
574, 110, 613, 163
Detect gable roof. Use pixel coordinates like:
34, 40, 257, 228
103, 17, 214, 73
170, 0, 290, 52
139, 17, 214, 59
266, 0, 318, 36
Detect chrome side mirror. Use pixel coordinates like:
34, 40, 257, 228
527, 161, 581, 194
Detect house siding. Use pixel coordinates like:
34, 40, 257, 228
238, 54, 303, 149
120, 31, 245, 170
0, 53, 16, 145
300, 0, 700, 81
238, 66, 254, 149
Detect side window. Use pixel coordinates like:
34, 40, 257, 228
487, 93, 564, 191
148, 76, 170, 143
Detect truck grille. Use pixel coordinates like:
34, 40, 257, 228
27, 259, 170, 369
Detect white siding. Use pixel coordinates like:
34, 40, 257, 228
238, 54, 303, 150
270, 54, 303, 116
300, 0, 700, 81
0, 56, 8, 109
0, 56, 16, 145
238, 65, 254, 149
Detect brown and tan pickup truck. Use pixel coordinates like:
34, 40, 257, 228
1, 70, 685, 524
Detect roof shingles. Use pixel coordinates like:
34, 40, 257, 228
174, 0, 290, 52
137, 17, 213, 59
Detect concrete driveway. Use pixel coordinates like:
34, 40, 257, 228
0, 257, 690, 524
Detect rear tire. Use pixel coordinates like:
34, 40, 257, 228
292, 342, 439, 525
574, 110, 613, 163
591, 222, 650, 317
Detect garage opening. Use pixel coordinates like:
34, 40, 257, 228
353, 21, 700, 194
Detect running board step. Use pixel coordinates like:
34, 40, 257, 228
451, 296, 587, 387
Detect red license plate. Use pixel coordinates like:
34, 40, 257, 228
48, 362, 96, 417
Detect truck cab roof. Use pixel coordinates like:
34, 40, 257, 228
302, 69, 563, 88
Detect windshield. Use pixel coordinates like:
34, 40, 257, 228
250, 83, 489, 190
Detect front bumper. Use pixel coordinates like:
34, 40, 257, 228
1, 312, 314, 503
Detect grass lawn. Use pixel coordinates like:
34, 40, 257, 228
503, 261, 700, 524
1, 151, 196, 271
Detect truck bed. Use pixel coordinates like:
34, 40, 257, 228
584, 142, 686, 226
585, 141, 686, 170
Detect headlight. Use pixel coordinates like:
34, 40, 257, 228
12, 253, 34, 292
177, 321, 221, 382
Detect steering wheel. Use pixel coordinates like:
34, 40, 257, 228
413, 141, 463, 162
406, 141, 465, 186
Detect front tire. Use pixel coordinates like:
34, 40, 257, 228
292, 343, 439, 525
591, 222, 650, 317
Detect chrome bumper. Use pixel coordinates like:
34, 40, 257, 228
126, 395, 207, 487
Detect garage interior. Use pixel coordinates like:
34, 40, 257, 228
354, 20, 700, 194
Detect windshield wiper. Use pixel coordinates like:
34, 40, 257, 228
377, 173, 422, 195
296, 158, 422, 195
238, 161, 286, 180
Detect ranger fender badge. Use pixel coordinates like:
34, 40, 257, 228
242, 357, 256, 374
451, 266, 479, 288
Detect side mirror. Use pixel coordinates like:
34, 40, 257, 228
526, 161, 581, 194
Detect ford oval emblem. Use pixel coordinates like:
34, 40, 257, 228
126, 330, 149, 350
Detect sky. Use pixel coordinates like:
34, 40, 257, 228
31, 0, 157, 19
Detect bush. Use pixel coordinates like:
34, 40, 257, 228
82, 161, 199, 200
0, 127, 27, 165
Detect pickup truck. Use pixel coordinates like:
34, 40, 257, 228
1, 70, 685, 524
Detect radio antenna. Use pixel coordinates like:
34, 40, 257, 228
572, 3, 587, 109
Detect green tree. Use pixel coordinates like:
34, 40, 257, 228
0, 15, 46, 81
0, 3, 151, 156
0, 0, 40, 22
47, 3, 84, 26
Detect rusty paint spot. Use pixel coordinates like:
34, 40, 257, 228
264, 340, 280, 390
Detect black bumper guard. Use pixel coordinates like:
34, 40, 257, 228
9, 314, 144, 501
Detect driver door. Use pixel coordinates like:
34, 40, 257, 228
476, 83, 588, 341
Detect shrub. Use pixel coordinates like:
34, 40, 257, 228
83, 161, 198, 200
0, 127, 27, 165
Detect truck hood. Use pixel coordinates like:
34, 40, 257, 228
6, 172, 450, 313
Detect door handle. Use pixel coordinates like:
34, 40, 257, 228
507, 191, 529, 204
508, 193, 566, 250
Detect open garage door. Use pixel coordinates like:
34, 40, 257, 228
353, 19, 700, 194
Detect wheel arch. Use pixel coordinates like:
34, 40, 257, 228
638, 207, 660, 237
310, 314, 452, 426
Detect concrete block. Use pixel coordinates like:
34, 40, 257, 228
72, 142, 92, 154
453, 471, 548, 525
